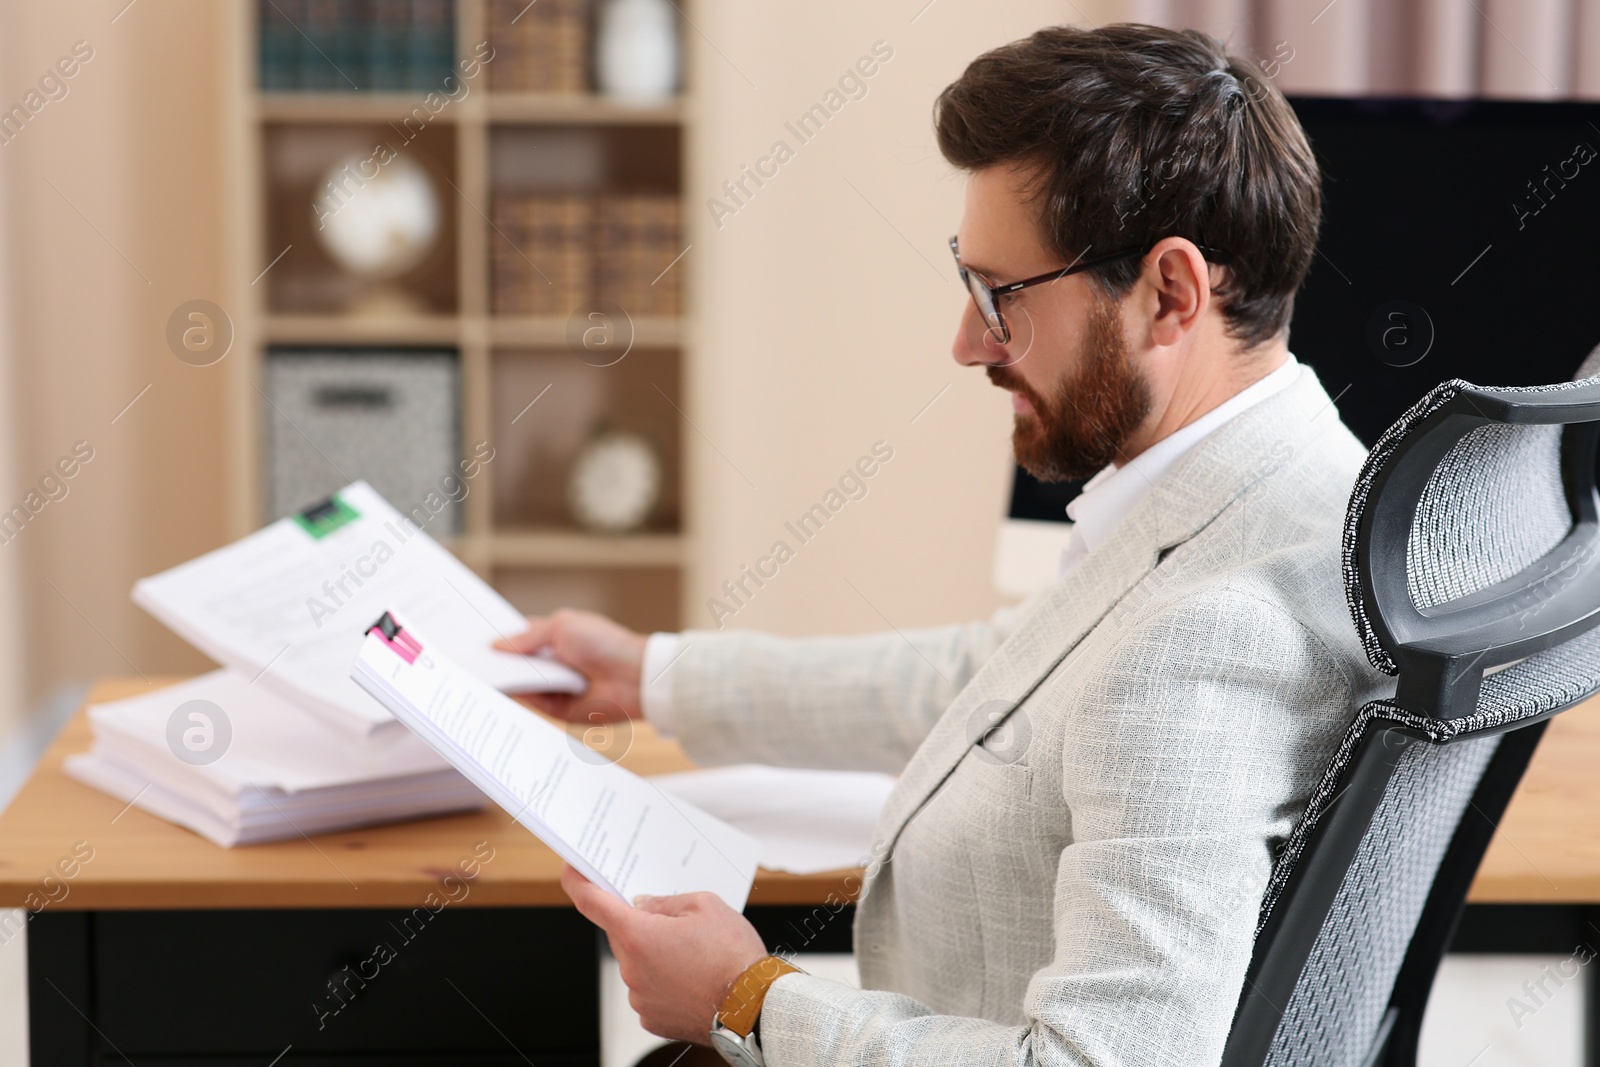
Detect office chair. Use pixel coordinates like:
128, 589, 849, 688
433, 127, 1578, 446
1220, 350, 1600, 1067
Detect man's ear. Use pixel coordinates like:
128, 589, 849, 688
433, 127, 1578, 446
1147, 238, 1212, 348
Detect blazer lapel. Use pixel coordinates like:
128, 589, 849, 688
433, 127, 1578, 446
869, 502, 1166, 858
869, 366, 1343, 858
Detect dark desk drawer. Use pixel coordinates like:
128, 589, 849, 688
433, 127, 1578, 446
90, 908, 598, 1059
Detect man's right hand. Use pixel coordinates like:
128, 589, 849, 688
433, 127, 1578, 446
494, 609, 648, 723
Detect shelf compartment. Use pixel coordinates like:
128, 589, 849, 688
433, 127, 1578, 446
490, 125, 680, 197
491, 347, 682, 532
262, 121, 459, 315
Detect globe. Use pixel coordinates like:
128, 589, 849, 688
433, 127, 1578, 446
313, 152, 441, 280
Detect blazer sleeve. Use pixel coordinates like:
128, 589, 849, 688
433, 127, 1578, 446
753, 588, 1358, 1067
659, 593, 1045, 774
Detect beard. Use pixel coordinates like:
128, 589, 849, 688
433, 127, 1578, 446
988, 291, 1151, 483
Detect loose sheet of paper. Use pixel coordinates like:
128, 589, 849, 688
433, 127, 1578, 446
134, 481, 584, 737
353, 621, 760, 910
652, 765, 894, 875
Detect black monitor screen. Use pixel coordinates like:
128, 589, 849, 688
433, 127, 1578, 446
1010, 95, 1600, 522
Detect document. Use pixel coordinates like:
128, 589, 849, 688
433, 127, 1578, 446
352, 613, 760, 909
134, 481, 584, 738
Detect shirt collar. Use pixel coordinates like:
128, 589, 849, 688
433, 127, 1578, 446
1064, 354, 1303, 556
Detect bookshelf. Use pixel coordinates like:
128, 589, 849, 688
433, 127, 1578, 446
225, 0, 690, 634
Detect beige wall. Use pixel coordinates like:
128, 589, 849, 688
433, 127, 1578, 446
684, 1, 1115, 637
1, 0, 228, 710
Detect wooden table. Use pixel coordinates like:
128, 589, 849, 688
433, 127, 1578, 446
3, 680, 1599, 1065
0, 678, 852, 912
1468, 691, 1600, 905
0, 680, 857, 1067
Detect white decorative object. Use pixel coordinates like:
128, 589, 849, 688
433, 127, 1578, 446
595, 0, 679, 102
313, 152, 440, 280
568, 432, 661, 533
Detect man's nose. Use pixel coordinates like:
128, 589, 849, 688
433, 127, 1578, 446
951, 301, 1010, 367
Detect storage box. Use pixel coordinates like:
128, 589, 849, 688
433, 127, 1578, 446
264, 349, 462, 535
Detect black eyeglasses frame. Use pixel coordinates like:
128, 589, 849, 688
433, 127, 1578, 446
948, 236, 1235, 344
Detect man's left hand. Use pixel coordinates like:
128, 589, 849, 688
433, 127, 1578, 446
561, 864, 769, 1043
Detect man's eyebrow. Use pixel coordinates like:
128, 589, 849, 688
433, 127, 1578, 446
959, 254, 1004, 279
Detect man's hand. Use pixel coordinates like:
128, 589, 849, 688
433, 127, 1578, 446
495, 609, 647, 721
561, 864, 768, 1044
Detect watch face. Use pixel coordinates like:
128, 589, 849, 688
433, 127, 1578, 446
710, 1027, 762, 1067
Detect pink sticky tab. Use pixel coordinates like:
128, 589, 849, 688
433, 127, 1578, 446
377, 630, 420, 665
367, 612, 422, 664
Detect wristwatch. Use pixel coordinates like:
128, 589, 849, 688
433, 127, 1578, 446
708, 955, 802, 1067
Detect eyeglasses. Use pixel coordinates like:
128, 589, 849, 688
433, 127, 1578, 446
949, 235, 1233, 344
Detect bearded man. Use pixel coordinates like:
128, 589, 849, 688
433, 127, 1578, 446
498, 23, 1391, 1067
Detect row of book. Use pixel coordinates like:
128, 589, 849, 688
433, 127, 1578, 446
257, 0, 599, 95
491, 193, 683, 317
259, 0, 458, 92
487, 0, 589, 94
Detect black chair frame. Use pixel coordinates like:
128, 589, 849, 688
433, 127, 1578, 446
1221, 378, 1600, 1067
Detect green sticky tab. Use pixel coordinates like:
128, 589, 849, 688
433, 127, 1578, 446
294, 494, 361, 539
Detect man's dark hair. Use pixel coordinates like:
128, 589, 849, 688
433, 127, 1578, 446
935, 23, 1321, 351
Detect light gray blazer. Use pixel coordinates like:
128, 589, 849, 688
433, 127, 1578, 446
664, 366, 1395, 1067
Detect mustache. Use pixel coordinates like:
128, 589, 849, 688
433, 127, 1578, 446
987, 365, 1044, 409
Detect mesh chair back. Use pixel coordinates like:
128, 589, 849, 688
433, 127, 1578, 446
1222, 349, 1600, 1067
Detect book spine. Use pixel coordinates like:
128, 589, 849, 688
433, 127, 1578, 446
594, 194, 620, 310
649, 195, 682, 315
490, 194, 521, 314
300, 0, 340, 90
439, 0, 459, 89
557, 0, 588, 95
501, 0, 537, 93
368, 0, 407, 91
258, 0, 286, 91
527, 0, 552, 93
486, 0, 512, 91
406, 0, 454, 91
531, 196, 560, 316
566, 195, 595, 314
595, 194, 680, 316
335, 0, 368, 92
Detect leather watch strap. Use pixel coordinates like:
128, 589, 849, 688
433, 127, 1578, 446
717, 955, 802, 1038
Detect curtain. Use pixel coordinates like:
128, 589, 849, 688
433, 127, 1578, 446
1116, 0, 1600, 98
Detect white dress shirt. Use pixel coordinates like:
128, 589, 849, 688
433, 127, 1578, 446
642, 353, 1303, 733
1056, 353, 1301, 578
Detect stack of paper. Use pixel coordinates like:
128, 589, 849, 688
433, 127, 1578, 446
65, 671, 487, 847
66, 480, 588, 847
